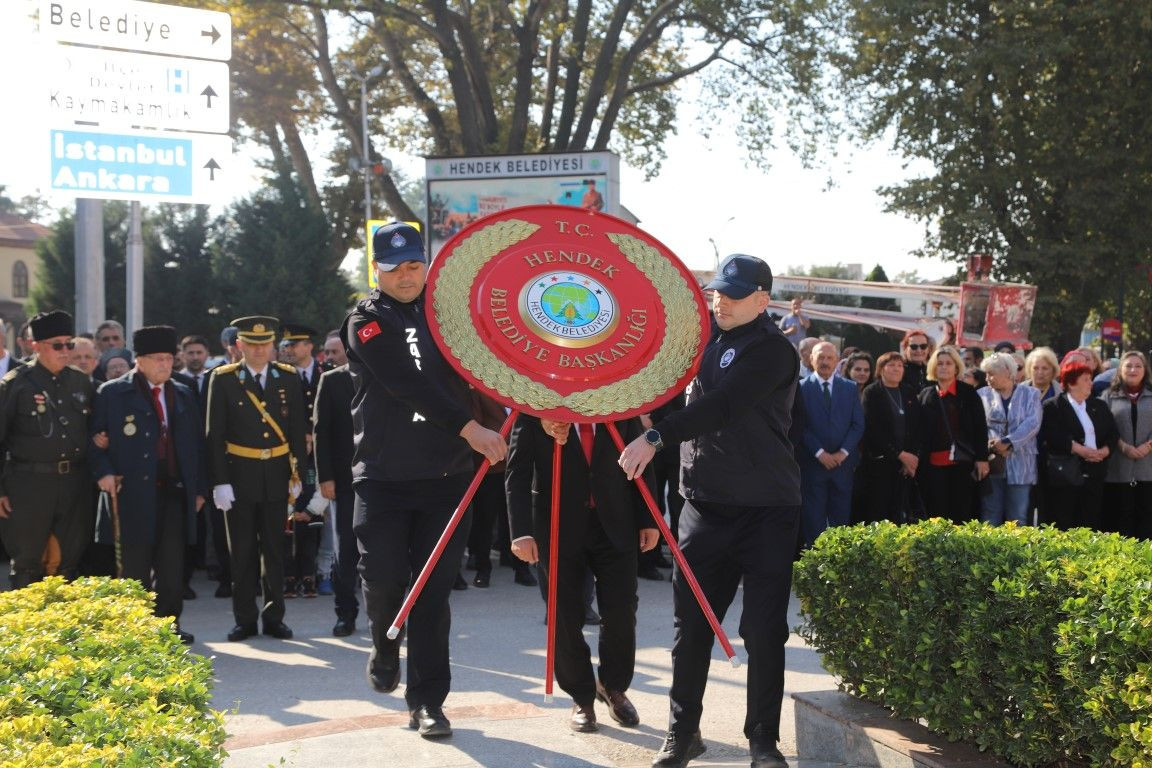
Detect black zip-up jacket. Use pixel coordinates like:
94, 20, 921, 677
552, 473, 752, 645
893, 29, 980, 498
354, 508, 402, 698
655, 313, 802, 507
341, 288, 473, 483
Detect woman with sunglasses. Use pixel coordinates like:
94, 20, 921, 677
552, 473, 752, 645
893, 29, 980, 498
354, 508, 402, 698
900, 331, 935, 396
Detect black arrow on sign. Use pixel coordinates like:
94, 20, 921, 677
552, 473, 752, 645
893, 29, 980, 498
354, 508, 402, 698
201, 86, 217, 108
204, 159, 221, 181
201, 26, 220, 44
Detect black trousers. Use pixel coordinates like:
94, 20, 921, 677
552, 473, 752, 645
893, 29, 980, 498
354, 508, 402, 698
225, 496, 288, 627
331, 486, 360, 622
467, 473, 506, 575
639, 458, 683, 571
920, 463, 977, 523
284, 520, 320, 583
354, 476, 470, 710
1047, 476, 1105, 531
208, 500, 232, 582
1102, 481, 1152, 539
122, 485, 186, 620
540, 512, 638, 706
0, 470, 92, 586
669, 500, 799, 741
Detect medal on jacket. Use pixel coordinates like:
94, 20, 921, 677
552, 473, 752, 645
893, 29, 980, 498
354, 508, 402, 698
124, 414, 136, 436
34, 393, 46, 414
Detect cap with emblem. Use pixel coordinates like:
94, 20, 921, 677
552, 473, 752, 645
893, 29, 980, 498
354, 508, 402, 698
230, 316, 279, 344
372, 221, 426, 272
280, 323, 317, 344
29, 310, 74, 341
133, 325, 178, 356
704, 254, 773, 300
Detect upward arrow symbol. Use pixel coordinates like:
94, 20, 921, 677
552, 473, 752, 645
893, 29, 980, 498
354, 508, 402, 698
204, 159, 221, 181
201, 26, 220, 44
201, 86, 217, 108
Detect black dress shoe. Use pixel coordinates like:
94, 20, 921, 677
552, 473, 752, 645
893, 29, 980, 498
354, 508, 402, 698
513, 568, 537, 587
652, 730, 705, 768
214, 582, 232, 598
453, 572, 468, 590
183, 584, 197, 600
595, 682, 639, 726
367, 645, 401, 693
583, 607, 601, 626
332, 619, 356, 637
174, 625, 195, 645
408, 704, 452, 738
227, 623, 257, 642
569, 702, 598, 732
472, 571, 490, 588
638, 565, 665, 581
749, 726, 788, 768
262, 622, 293, 640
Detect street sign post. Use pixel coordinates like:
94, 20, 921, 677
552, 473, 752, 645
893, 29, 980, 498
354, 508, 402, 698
40, 0, 231, 60
46, 45, 230, 133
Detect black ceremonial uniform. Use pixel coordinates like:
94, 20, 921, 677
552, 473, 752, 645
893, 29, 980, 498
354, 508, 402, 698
0, 360, 95, 586
206, 359, 307, 632
313, 364, 358, 629
341, 286, 475, 713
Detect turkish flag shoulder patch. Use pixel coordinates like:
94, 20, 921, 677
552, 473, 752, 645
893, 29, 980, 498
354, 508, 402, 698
357, 321, 382, 344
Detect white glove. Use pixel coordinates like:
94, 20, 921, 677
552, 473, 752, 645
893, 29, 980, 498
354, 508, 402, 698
289, 479, 302, 499
213, 484, 235, 512
306, 493, 329, 516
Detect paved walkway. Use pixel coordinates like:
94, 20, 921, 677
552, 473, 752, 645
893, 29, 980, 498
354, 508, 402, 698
179, 560, 845, 768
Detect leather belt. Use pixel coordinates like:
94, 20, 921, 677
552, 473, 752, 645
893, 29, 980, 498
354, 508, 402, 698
226, 442, 289, 460
11, 460, 83, 475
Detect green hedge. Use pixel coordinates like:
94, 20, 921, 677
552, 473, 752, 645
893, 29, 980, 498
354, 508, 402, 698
794, 520, 1152, 768
0, 577, 226, 767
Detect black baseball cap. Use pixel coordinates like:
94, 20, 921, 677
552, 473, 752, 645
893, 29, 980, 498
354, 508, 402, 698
704, 254, 773, 299
372, 222, 426, 272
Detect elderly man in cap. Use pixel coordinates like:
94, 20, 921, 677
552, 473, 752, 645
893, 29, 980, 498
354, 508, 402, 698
90, 326, 204, 644
620, 254, 801, 768
0, 310, 96, 588
341, 221, 506, 739
206, 316, 308, 642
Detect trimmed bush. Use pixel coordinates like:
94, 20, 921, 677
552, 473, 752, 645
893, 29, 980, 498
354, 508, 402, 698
0, 577, 226, 767
794, 520, 1152, 767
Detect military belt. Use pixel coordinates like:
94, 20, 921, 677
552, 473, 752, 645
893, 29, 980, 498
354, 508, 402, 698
225, 442, 289, 460
11, 460, 84, 475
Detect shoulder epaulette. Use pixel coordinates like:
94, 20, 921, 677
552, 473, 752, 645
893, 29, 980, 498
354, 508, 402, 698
274, 362, 297, 374
213, 362, 241, 375
1, 363, 28, 384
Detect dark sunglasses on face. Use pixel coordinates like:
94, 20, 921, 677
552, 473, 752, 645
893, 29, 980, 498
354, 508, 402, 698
48, 341, 76, 351
907, 343, 929, 351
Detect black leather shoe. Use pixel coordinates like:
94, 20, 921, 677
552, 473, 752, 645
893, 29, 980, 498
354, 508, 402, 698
652, 730, 705, 768
749, 726, 788, 768
638, 565, 665, 581
513, 567, 537, 587
569, 702, 598, 732
332, 619, 356, 638
453, 572, 468, 590
595, 682, 639, 726
367, 645, 401, 693
262, 622, 293, 640
174, 625, 195, 645
214, 582, 232, 598
408, 704, 452, 738
227, 623, 257, 642
472, 571, 490, 588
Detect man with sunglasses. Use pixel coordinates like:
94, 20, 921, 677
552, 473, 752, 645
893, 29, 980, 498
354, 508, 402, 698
0, 310, 96, 588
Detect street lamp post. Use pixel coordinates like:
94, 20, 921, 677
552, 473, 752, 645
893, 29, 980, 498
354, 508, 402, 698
355, 64, 386, 221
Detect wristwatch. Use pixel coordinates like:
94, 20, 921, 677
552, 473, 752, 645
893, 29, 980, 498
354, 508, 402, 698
643, 428, 664, 451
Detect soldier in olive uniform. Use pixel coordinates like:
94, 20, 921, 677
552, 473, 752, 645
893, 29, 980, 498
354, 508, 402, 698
0, 310, 96, 588
206, 316, 308, 641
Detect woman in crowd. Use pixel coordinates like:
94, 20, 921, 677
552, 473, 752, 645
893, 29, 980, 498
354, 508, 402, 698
918, 346, 989, 522
900, 330, 934, 395
98, 348, 133, 381
857, 352, 923, 523
1039, 361, 1117, 530
1101, 351, 1152, 538
1024, 347, 1061, 403
844, 351, 874, 398
977, 352, 1041, 525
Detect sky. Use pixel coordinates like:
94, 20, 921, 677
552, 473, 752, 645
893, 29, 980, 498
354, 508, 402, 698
0, 0, 956, 285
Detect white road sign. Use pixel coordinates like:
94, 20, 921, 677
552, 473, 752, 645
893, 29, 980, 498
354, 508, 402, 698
41, 0, 231, 61
47, 126, 233, 204
46, 45, 229, 133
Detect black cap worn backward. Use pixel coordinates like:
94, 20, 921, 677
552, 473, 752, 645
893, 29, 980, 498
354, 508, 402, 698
372, 222, 426, 272
704, 254, 773, 300
133, 325, 178, 356
29, 310, 74, 341
230, 316, 279, 344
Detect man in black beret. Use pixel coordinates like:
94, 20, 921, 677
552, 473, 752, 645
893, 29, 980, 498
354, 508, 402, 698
90, 326, 204, 644
0, 310, 96, 587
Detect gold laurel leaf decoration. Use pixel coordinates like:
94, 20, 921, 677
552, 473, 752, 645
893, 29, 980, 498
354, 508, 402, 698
432, 220, 703, 418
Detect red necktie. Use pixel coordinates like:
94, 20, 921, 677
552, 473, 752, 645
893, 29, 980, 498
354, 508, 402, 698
151, 386, 172, 473
578, 422, 594, 465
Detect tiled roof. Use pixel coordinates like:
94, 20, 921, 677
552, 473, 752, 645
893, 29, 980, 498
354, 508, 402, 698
0, 213, 51, 248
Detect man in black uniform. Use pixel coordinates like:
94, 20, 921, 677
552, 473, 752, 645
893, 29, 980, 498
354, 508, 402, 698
0, 310, 95, 588
620, 254, 801, 768
206, 316, 307, 642
280, 323, 323, 597
341, 221, 506, 739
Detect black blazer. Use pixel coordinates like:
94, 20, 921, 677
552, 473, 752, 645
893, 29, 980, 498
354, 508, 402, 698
861, 380, 923, 460
918, 379, 987, 462
505, 416, 652, 554
313, 366, 355, 491
1039, 393, 1119, 481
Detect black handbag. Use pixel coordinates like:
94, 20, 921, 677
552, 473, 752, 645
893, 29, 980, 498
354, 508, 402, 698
1046, 454, 1084, 487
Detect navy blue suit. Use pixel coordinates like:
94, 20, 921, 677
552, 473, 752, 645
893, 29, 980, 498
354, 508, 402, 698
90, 373, 204, 620
798, 374, 865, 546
